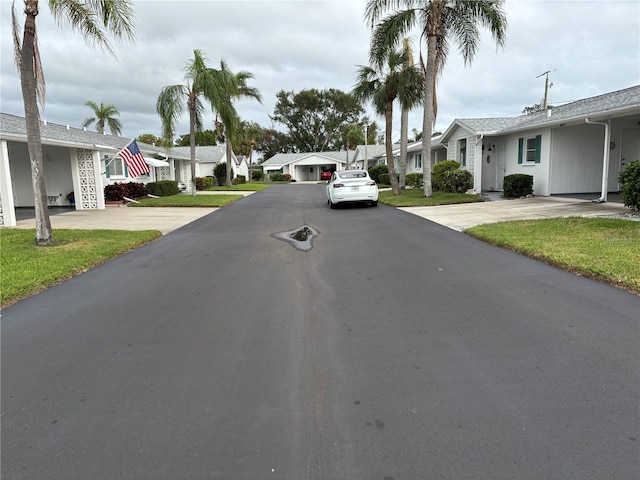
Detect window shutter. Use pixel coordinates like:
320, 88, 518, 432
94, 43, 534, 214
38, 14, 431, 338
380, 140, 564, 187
106, 163, 111, 178
518, 138, 524, 164
124, 163, 129, 177
535, 135, 542, 163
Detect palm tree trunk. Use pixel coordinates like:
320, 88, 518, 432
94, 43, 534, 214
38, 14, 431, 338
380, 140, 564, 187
422, 33, 437, 198
399, 105, 409, 189
385, 101, 400, 195
20, 6, 53, 245
189, 104, 197, 197
225, 141, 232, 187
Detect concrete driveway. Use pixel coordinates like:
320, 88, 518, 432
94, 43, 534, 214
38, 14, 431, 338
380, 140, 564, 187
401, 195, 631, 231
8, 191, 632, 234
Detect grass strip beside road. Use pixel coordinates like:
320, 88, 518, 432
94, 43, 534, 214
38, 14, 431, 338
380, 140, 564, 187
466, 217, 640, 294
130, 194, 243, 207
1, 229, 161, 308
379, 189, 485, 207
206, 183, 269, 191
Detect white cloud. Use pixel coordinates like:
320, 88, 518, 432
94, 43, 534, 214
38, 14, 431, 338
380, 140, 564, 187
2, 0, 638, 144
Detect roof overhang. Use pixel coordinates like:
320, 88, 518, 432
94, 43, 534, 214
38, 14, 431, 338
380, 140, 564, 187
144, 157, 170, 167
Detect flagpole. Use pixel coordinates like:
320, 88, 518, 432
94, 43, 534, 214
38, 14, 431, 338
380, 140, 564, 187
103, 138, 136, 171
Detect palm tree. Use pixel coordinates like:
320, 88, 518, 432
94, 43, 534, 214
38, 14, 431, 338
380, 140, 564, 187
366, 0, 507, 197
157, 50, 227, 196
353, 48, 422, 195
12, 0, 135, 245
82, 101, 122, 136
396, 38, 423, 189
214, 61, 262, 187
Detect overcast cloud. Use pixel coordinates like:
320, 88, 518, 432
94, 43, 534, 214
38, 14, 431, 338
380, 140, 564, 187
1, 0, 639, 149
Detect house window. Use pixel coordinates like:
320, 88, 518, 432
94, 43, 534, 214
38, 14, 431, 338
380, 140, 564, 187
106, 156, 125, 177
518, 135, 542, 164
414, 153, 422, 169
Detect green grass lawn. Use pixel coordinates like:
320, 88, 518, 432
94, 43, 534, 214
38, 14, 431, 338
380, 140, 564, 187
206, 183, 269, 192
1, 229, 161, 307
467, 217, 640, 294
379, 188, 485, 207
129, 194, 243, 207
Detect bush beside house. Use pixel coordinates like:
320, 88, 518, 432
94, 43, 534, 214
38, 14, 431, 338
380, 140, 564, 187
503, 174, 534, 198
618, 159, 640, 211
146, 180, 179, 197
104, 182, 148, 201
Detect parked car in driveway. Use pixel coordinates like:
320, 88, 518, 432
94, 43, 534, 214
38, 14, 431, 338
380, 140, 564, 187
326, 170, 378, 208
320, 170, 333, 180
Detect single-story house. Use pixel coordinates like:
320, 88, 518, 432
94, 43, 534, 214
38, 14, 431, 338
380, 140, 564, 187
262, 151, 350, 181
172, 145, 248, 181
261, 144, 392, 181
0, 113, 196, 227
408, 85, 640, 197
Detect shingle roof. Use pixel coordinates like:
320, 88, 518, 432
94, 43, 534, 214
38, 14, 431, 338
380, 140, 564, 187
172, 145, 228, 163
262, 151, 351, 166
0, 112, 192, 161
449, 85, 640, 137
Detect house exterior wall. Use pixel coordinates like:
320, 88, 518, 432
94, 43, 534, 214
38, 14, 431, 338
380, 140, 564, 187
549, 124, 603, 194
503, 129, 552, 196
0, 140, 16, 226
72, 148, 104, 210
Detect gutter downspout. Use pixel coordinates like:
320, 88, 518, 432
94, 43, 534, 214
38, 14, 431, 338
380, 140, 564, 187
585, 117, 610, 203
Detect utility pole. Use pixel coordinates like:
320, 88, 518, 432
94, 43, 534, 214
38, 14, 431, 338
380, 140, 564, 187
537, 71, 551, 109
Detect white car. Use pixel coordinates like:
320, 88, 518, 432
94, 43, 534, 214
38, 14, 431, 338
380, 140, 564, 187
326, 170, 379, 208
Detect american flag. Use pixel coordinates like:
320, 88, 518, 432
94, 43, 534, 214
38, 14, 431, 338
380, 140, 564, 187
119, 140, 150, 178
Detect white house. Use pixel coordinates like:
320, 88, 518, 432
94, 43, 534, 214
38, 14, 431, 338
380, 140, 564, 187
436, 85, 640, 197
261, 151, 350, 181
172, 145, 248, 181
0, 113, 194, 227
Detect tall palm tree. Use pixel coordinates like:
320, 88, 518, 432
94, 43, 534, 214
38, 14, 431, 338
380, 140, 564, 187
396, 38, 423, 189
12, 0, 135, 245
82, 101, 122, 135
353, 48, 422, 195
215, 61, 262, 187
366, 0, 507, 197
157, 50, 228, 196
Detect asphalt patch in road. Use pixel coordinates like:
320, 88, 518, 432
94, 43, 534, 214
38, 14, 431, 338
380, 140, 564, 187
272, 225, 319, 252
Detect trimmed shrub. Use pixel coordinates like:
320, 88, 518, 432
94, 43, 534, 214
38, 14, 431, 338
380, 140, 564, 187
441, 169, 473, 193
232, 175, 247, 185
125, 182, 148, 198
368, 164, 388, 183
147, 180, 179, 196
503, 174, 533, 198
213, 162, 233, 186
406, 172, 423, 189
432, 160, 460, 191
283, 173, 292, 182
104, 183, 129, 201
270, 172, 285, 182
379, 173, 390, 185
194, 176, 214, 190
618, 159, 640, 211
252, 169, 264, 181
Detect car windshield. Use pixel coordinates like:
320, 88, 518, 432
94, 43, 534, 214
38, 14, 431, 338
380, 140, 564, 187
339, 172, 367, 179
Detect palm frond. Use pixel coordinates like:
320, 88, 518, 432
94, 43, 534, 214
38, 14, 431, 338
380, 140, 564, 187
156, 84, 186, 142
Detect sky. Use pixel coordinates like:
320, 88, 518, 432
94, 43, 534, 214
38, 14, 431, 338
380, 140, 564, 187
1, 0, 639, 151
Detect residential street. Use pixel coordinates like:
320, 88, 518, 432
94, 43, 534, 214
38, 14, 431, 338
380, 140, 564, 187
2, 184, 639, 479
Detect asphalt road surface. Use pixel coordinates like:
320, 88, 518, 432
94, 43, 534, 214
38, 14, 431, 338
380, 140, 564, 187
2, 185, 639, 479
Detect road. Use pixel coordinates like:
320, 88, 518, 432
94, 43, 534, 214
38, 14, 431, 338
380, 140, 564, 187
2, 185, 639, 479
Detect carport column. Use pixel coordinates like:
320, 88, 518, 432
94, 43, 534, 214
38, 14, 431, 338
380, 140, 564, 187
0, 140, 17, 226
70, 148, 105, 210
